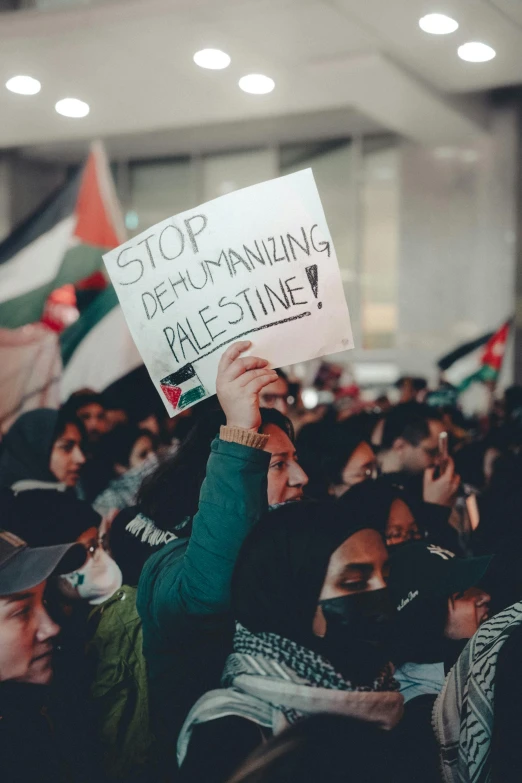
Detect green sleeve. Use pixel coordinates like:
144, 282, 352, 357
152, 437, 270, 625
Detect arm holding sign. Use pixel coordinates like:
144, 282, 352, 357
178, 341, 277, 611
137, 342, 276, 766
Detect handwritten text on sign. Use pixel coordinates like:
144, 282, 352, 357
103, 169, 353, 415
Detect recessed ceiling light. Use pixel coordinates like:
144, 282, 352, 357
6, 75, 41, 95
458, 42, 496, 62
239, 74, 275, 95
193, 49, 231, 70
55, 98, 90, 118
419, 13, 459, 35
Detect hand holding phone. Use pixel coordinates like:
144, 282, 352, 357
424, 452, 460, 507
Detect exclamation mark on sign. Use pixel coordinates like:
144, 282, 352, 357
306, 264, 322, 309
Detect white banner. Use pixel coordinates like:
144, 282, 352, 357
103, 169, 353, 415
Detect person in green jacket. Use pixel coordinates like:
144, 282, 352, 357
137, 340, 309, 778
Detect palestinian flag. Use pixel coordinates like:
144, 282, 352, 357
0, 141, 125, 330
0, 142, 141, 426
60, 285, 141, 400
160, 364, 209, 412
437, 320, 511, 392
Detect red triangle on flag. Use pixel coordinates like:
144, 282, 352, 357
73, 143, 125, 250
481, 321, 510, 372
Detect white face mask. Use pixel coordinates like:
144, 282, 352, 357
60, 548, 122, 605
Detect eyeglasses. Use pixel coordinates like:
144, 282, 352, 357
83, 534, 109, 557
261, 394, 288, 405
386, 528, 423, 545
343, 466, 378, 484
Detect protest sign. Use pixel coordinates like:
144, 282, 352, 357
103, 169, 353, 416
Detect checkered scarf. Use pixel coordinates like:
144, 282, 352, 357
177, 624, 402, 766
223, 623, 398, 696
433, 601, 522, 783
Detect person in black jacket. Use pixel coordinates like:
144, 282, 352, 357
177, 502, 403, 783
0, 528, 88, 783
228, 713, 398, 783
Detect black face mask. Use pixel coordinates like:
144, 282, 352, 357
387, 539, 418, 553
318, 588, 394, 686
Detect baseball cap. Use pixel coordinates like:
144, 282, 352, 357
0, 529, 86, 596
388, 543, 492, 615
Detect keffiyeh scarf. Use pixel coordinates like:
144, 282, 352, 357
224, 622, 398, 695
177, 624, 403, 766
433, 601, 522, 783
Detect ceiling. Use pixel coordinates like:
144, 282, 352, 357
1, 0, 521, 162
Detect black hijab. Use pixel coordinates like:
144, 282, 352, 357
232, 500, 375, 650
0, 409, 59, 488
335, 479, 421, 539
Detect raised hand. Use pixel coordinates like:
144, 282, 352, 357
216, 341, 278, 431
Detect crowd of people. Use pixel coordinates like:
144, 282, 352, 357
1, 341, 522, 783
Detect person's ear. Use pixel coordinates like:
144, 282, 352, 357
114, 463, 127, 476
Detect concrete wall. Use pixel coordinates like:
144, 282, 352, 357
395, 105, 517, 380
0, 152, 67, 242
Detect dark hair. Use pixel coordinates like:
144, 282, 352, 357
454, 442, 488, 490
321, 423, 370, 486
137, 407, 294, 531
505, 385, 522, 417
102, 364, 166, 423
103, 426, 157, 469
54, 407, 87, 444
87, 425, 158, 499
381, 402, 441, 450
229, 714, 397, 783
63, 391, 106, 417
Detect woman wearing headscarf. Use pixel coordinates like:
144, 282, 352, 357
0, 408, 85, 492
335, 479, 423, 550
176, 502, 403, 783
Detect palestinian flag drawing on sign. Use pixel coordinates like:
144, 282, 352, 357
0, 142, 141, 426
160, 364, 209, 412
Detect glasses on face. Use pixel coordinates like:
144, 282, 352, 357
83, 534, 110, 557
386, 528, 423, 546
261, 394, 288, 406
343, 465, 378, 484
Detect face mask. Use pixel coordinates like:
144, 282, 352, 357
319, 588, 394, 686
61, 548, 122, 605
387, 539, 417, 553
